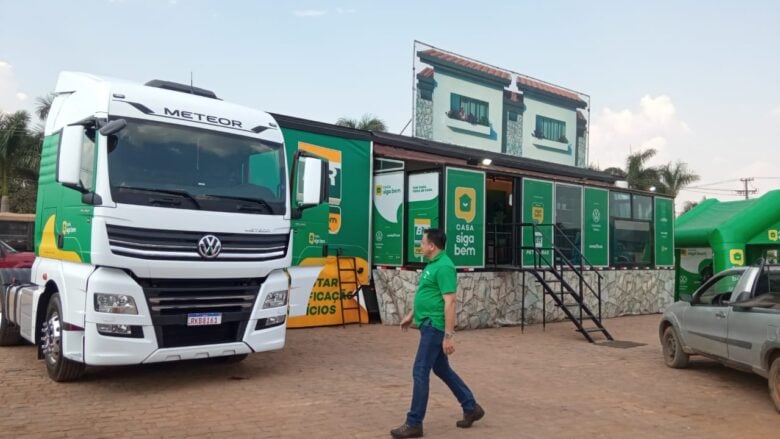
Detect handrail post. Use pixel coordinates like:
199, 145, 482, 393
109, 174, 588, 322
598, 275, 602, 322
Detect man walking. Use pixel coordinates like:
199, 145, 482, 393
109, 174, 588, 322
390, 229, 484, 439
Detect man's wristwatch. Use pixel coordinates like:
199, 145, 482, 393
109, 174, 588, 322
444, 332, 455, 339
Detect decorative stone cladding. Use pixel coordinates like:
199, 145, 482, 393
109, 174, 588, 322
373, 268, 674, 329
415, 89, 433, 140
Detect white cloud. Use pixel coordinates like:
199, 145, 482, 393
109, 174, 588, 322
0, 61, 29, 114
772, 105, 780, 118
589, 94, 692, 169
293, 9, 327, 17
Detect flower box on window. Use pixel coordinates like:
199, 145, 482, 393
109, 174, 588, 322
445, 115, 491, 135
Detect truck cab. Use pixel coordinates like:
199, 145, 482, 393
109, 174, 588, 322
0, 72, 328, 381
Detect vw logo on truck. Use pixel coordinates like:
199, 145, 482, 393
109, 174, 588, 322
198, 235, 222, 259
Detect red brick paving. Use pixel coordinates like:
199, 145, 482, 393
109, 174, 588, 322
0, 315, 777, 438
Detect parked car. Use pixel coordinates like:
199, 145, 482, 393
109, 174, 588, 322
0, 240, 34, 268
660, 263, 780, 412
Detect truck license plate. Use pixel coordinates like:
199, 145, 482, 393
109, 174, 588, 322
187, 313, 222, 326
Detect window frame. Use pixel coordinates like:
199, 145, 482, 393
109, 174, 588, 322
609, 191, 655, 268
692, 271, 744, 306
554, 182, 583, 264
534, 115, 568, 143
448, 93, 490, 127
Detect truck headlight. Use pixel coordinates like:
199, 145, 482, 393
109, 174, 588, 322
263, 290, 288, 309
94, 293, 138, 315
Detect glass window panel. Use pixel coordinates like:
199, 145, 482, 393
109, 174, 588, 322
611, 219, 652, 266
555, 184, 582, 263
633, 195, 653, 220
610, 192, 631, 218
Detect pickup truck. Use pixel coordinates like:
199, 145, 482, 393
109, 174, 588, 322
659, 263, 780, 412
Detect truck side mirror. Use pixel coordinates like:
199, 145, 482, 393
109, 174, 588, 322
296, 156, 328, 207
56, 125, 86, 192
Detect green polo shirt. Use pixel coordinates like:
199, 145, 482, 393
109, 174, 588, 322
413, 251, 457, 331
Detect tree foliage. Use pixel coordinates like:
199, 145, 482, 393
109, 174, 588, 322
335, 114, 387, 132
593, 148, 700, 198
0, 109, 43, 213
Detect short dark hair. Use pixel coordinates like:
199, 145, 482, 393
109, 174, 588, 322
424, 228, 446, 250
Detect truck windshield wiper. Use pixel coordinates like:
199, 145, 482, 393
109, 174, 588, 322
117, 186, 201, 209
204, 194, 275, 214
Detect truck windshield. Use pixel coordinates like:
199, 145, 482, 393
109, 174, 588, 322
107, 118, 286, 215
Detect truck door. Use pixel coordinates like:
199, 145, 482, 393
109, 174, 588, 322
682, 271, 743, 358
727, 270, 780, 368
286, 154, 329, 317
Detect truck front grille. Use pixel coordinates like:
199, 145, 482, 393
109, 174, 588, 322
137, 277, 264, 348
106, 224, 289, 262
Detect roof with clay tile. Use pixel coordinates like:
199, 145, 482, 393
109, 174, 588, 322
418, 49, 512, 83
517, 76, 587, 107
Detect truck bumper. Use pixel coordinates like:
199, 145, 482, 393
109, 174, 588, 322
83, 320, 287, 366
81, 267, 293, 366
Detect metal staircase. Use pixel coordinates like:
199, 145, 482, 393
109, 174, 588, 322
490, 223, 613, 343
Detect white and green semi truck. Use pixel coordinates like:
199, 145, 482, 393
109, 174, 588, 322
0, 72, 328, 381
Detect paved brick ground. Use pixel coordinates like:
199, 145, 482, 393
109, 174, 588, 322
0, 314, 777, 438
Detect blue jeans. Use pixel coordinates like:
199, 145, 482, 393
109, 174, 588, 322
406, 319, 476, 427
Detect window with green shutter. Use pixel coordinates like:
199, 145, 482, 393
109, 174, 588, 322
534, 115, 568, 143
448, 93, 490, 126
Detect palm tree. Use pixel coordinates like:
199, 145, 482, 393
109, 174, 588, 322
335, 114, 387, 132
658, 161, 700, 198
602, 167, 627, 179
681, 199, 701, 215
0, 111, 38, 212
625, 148, 660, 191
35, 93, 56, 122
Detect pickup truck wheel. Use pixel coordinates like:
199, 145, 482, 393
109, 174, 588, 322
769, 356, 780, 413
0, 293, 23, 346
662, 326, 689, 368
41, 293, 85, 382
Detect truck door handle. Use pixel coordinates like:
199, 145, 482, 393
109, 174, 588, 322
715, 311, 727, 318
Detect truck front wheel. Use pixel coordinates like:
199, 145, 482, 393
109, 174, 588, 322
769, 356, 780, 412
41, 293, 85, 382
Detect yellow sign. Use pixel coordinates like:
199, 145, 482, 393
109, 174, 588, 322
769, 230, 779, 242
454, 187, 476, 223
287, 256, 370, 327
329, 208, 342, 234
413, 218, 432, 257
532, 205, 544, 223
729, 249, 745, 266
375, 185, 383, 196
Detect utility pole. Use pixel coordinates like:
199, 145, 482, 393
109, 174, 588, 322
736, 177, 758, 199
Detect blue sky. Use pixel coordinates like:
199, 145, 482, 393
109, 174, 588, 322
1, 0, 779, 207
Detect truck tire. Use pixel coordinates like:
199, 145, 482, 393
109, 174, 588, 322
662, 326, 689, 369
41, 293, 85, 382
0, 292, 23, 346
769, 356, 780, 413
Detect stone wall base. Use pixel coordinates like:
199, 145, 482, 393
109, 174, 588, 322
373, 268, 674, 330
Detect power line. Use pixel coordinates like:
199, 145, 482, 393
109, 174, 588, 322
686, 178, 740, 189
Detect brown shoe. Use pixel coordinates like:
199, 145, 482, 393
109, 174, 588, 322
390, 423, 423, 438
456, 403, 485, 428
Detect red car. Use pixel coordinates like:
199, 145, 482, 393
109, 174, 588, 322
0, 240, 34, 268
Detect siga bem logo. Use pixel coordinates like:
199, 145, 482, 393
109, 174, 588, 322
454, 187, 476, 223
